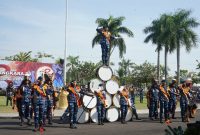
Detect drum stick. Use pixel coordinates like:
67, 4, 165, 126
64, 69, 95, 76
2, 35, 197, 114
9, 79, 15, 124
76, 96, 94, 122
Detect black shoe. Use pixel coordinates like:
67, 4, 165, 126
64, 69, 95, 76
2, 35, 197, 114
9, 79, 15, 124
20, 122, 23, 126
150, 117, 154, 120
136, 118, 141, 120
98, 122, 101, 125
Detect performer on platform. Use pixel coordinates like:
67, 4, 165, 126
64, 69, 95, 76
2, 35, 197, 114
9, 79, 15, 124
94, 84, 106, 125
96, 26, 115, 66
168, 79, 179, 119
118, 87, 129, 124
32, 77, 47, 132
149, 80, 159, 120
159, 80, 170, 123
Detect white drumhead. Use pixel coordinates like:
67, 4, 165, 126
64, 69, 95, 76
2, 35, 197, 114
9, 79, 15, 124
113, 94, 120, 108
119, 86, 125, 92
106, 80, 119, 95
119, 107, 133, 121
98, 66, 113, 81
90, 107, 98, 123
106, 107, 119, 122
89, 78, 103, 93
125, 108, 133, 121
105, 92, 112, 108
82, 95, 97, 109
77, 107, 89, 123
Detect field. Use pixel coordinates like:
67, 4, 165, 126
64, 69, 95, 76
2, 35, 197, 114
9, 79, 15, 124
0, 96, 148, 113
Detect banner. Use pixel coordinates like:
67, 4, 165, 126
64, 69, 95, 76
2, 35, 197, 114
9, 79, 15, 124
0, 60, 64, 90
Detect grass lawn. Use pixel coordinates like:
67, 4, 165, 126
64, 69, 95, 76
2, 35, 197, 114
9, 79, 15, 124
0, 96, 16, 113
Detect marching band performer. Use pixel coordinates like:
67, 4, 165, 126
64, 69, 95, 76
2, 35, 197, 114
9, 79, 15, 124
159, 80, 170, 123
148, 80, 159, 120
129, 87, 141, 121
168, 79, 179, 119
45, 80, 57, 125
94, 84, 107, 125
20, 79, 32, 126
32, 77, 47, 132
118, 87, 129, 124
67, 80, 82, 129
96, 26, 115, 66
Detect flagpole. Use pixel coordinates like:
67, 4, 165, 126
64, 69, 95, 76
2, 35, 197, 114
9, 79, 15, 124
63, 0, 68, 83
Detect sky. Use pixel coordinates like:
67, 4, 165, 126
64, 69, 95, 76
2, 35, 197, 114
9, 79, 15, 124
0, 0, 200, 75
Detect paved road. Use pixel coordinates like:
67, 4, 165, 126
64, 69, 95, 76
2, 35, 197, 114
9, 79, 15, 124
0, 111, 199, 135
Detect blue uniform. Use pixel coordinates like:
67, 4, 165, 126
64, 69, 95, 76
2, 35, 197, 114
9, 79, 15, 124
67, 85, 81, 128
169, 86, 177, 118
129, 91, 140, 120
139, 89, 144, 103
120, 91, 128, 123
96, 28, 113, 65
21, 85, 32, 124
179, 86, 189, 122
32, 84, 46, 129
149, 86, 159, 119
46, 86, 55, 124
159, 86, 169, 122
96, 91, 106, 125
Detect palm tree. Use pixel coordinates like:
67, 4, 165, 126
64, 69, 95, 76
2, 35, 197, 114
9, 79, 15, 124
144, 14, 176, 83
92, 16, 134, 58
66, 55, 80, 81
144, 18, 163, 83
118, 58, 134, 77
171, 10, 199, 84
5, 51, 38, 62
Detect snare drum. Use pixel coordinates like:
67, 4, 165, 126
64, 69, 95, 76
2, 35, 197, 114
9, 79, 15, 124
106, 107, 119, 122
90, 107, 98, 123
113, 94, 120, 108
89, 78, 103, 93
106, 80, 119, 95
105, 92, 112, 108
97, 66, 113, 81
77, 107, 89, 123
82, 95, 97, 109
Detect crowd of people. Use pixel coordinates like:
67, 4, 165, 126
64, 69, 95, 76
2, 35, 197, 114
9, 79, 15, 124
3, 73, 198, 132
146, 79, 197, 124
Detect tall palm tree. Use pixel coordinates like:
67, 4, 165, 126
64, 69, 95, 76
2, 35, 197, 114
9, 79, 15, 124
144, 18, 163, 83
171, 10, 199, 84
92, 16, 134, 58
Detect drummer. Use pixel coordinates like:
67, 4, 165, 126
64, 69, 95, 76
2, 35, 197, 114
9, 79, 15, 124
94, 84, 107, 125
118, 86, 129, 124
67, 80, 94, 129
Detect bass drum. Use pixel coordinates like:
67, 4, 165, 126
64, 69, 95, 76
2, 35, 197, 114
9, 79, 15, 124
90, 107, 98, 123
89, 78, 103, 93
105, 92, 112, 108
82, 95, 97, 109
106, 107, 119, 122
106, 80, 119, 95
97, 66, 113, 81
77, 107, 89, 124
125, 108, 133, 121
113, 94, 120, 108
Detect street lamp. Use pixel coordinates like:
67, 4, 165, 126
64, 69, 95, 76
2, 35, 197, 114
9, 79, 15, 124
63, 0, 68, 83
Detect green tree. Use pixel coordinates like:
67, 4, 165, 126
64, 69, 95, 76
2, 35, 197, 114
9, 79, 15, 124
4, 51, 38, 62
171, 9, 199, 84
92, 16, 134, 58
